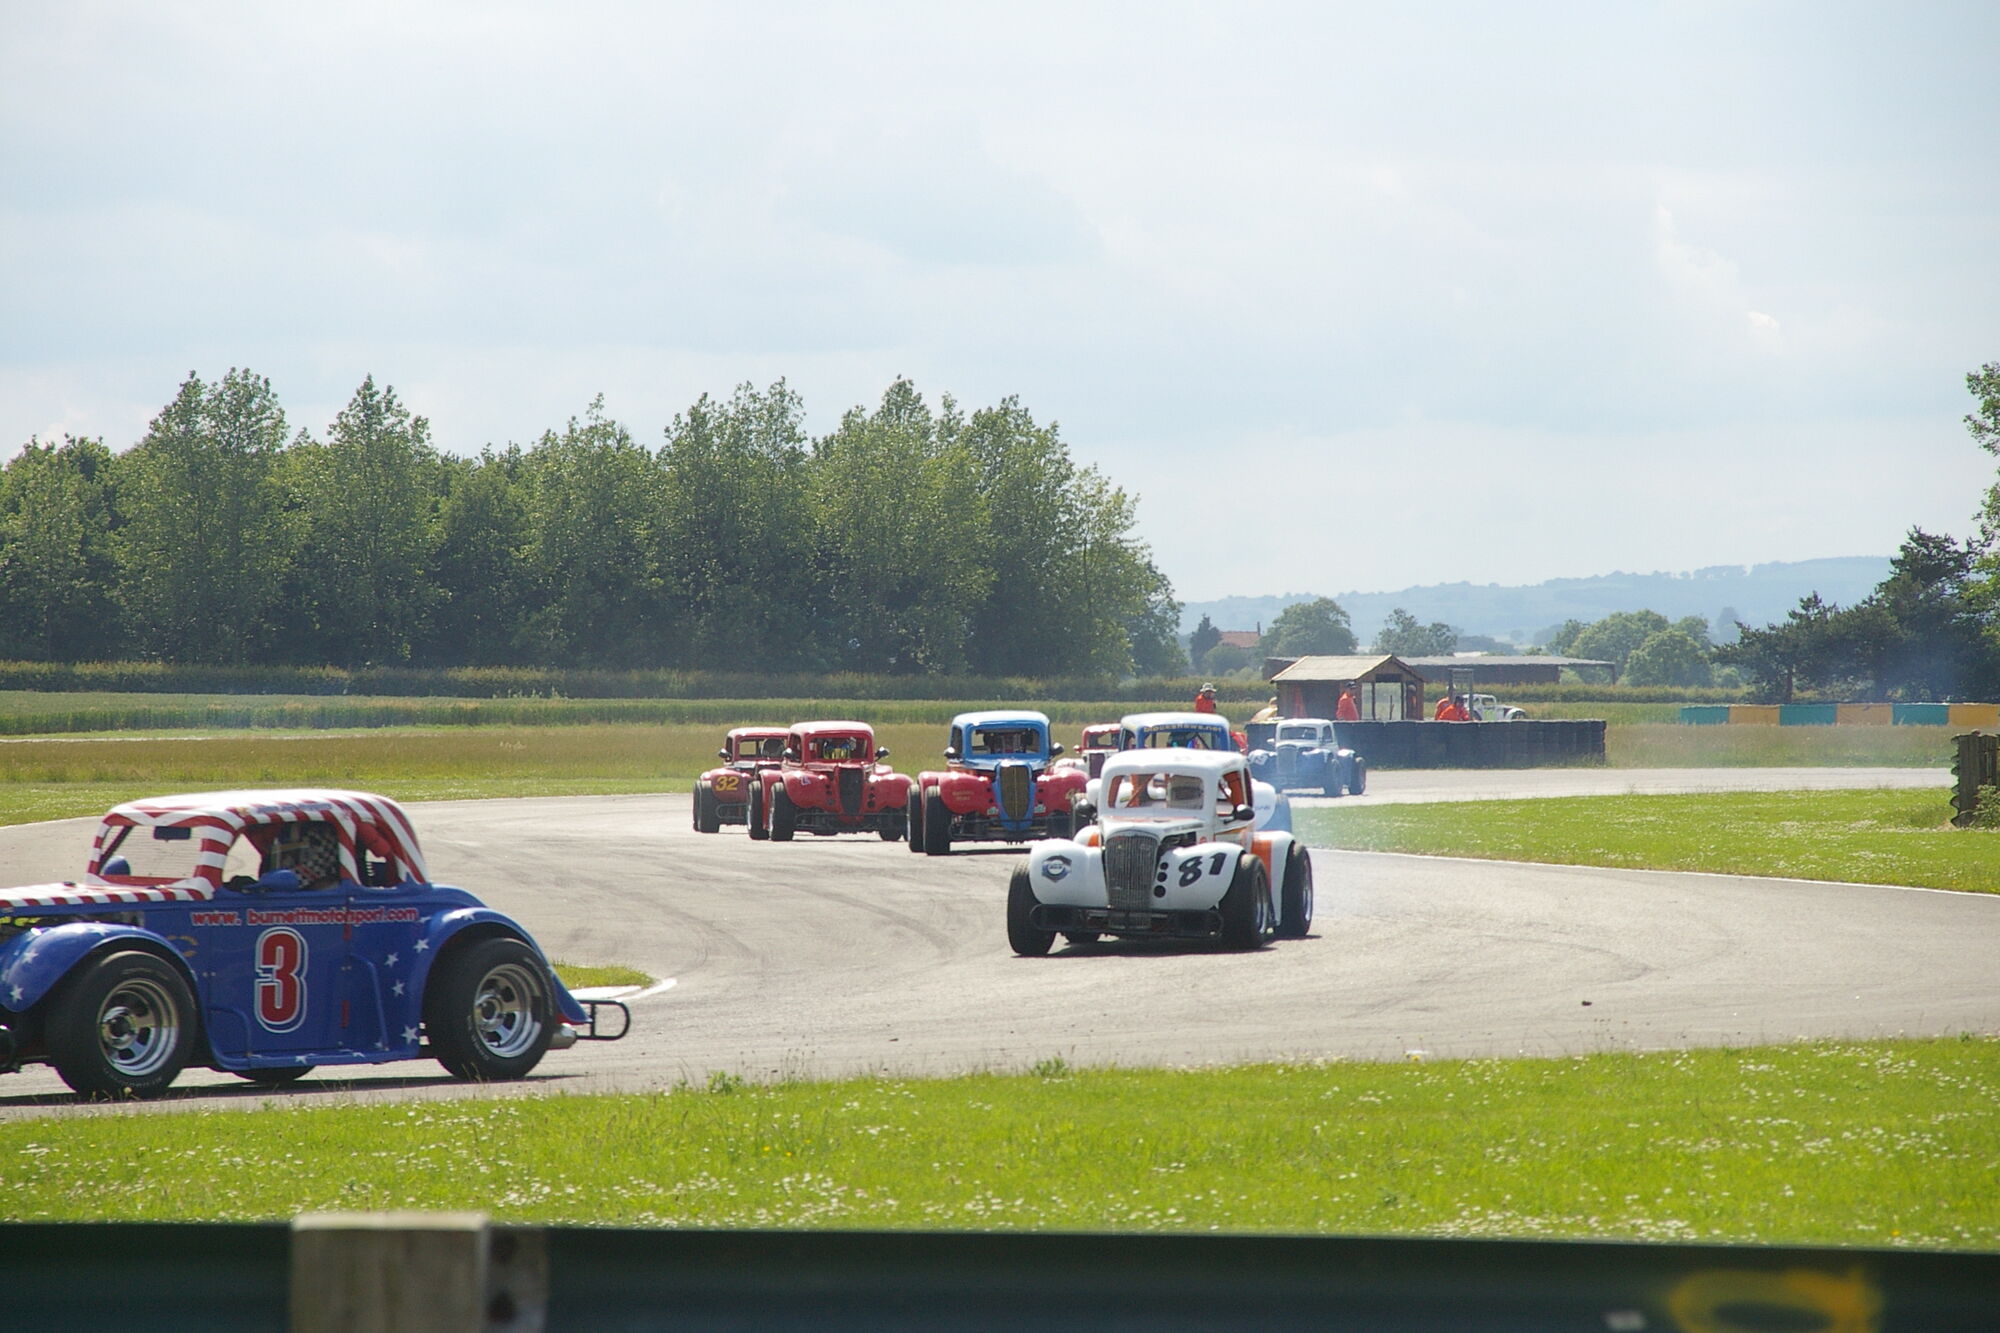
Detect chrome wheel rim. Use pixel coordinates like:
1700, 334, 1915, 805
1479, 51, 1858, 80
472, 962, 544, 1058
97, 977, 180, 1078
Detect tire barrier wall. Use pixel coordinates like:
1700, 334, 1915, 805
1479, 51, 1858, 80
1329, 720, 1605, 769
1679, 703, 2000, 727
6, 1215, 1998, 1332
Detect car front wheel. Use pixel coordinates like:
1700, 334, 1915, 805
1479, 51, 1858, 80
45, 950, 198, 1099
1218, 856, 1274, 951
425, 937, 556, 1081
1007, 865, 1054, 956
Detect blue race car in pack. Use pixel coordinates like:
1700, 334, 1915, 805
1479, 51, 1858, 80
0, 789, 627, 1098
1247, 717, 1368, 797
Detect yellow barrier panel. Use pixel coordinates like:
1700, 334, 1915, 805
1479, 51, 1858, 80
1948, 703, 2000, 729
1730, 705, 1780, 725
1837, 703, 1894, 726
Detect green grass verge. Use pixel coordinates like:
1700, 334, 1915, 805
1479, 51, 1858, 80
4, 1039, 1994, 1247
1296, 790, 1997, 894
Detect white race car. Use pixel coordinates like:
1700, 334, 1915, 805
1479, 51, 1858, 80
1009, 749, 1314, 955
1079, 711, 1292, 833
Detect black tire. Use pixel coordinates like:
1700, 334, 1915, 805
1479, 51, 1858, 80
424, 936, 557, 1081
746, 784, 768, 841
878, 814, 903, 842
693, 782, 721, 834
1347, 757, 1367, 796
1061, 931, 1100, 946
1218, 855, 1274, 951
1321, 772, 1340, 798
905, 791, 924, 852
769, 785, 798, 842
1277, 844, 1314, 940
922, 790, 953, 856
44, 950, 197, 1099
1007, 865, 1054, 956
234, 1065, 315, 1087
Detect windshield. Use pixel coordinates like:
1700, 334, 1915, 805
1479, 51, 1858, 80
733, 735, 787, 761
1105, 771, 1209, 811
808, 735, 870, 762
99, 823, 263, 885
1275, 724, 1320, 742
968, 726, 1044, 757
1081, 727, 1118, 748
1137, 727, 1224, 749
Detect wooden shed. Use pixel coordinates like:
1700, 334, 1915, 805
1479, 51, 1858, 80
1269, 654, 1427, 721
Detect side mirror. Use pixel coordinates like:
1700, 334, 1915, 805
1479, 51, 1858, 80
1233, 804, 1256, 823
784, 747, 800, 762
101, 855, 132, 878
876, 747, 890, 760
943, 746, 959, 761
719, 748, 731, 760
1073, 802, 1097, 824
1049, 742, 1065, 756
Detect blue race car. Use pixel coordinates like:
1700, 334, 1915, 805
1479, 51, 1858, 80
0, 789, 627, 1098
1247, 717, 1368, 797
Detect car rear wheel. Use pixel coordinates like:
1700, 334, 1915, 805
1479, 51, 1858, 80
1346, 757, 1367, 796
1277, 845, 1314, 940
746, 784, 768, 841
45, 950, 197, 1099
922, 791, 953, 855
769, 786, 798, 841
1218, 856, 1274, 951
425, 937, 556, 1081
905, 791, 924, 852
1007, 865, 1054, 956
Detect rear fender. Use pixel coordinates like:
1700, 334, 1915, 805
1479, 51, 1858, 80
416, 909, 587, 1025
0, 921, 193, 1015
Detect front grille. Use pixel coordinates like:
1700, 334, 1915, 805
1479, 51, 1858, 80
997, 763, 1031, 822
1103, 830, 1159, 911
837, 767, 863, 815
1276, 747, 1297, 787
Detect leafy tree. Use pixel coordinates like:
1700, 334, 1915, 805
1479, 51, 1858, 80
1718, 594, 1835, 702
1188, 614, 1222, 664
115, 369, 293, 664
1261, 597, 1356, 657
1120, 557, 1187, 677
1967, 361, 2000, 544
809, 380, 991, 673
1201, 642, 1253, 675
514, 397, 669, 668
1374, 607, 1456, 656
1543, 619, 1587, 655
278, 376, 443, 665
658, 381, 817, 668
1571, 610, 1671, 677
0, 436, 122, 661
426, 448, 533, 666
1623, 628, 1714, 688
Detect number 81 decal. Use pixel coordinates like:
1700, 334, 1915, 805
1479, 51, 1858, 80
255, 927, 308, 1032
1177, 851, 1232, 887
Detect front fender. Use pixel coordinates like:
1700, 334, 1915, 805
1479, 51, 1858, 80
0, 922, 189, 1015
415, 908, 587, 1025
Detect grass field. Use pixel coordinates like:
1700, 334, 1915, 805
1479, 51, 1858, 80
4, 1039, 1993, 1247
1294, 788, 1996, 894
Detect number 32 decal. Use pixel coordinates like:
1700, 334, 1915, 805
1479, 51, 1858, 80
255, 927, 308, 1032
1177, 852, 1230, 887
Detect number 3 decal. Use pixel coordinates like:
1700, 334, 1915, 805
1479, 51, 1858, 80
255, 927, 308, 1033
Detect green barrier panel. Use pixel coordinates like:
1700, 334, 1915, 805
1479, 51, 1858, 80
1679, 705, 1730, 724
1894, 703, 1950, 725
4, 1220, 1999, 1330
1778, 704, 1837, 726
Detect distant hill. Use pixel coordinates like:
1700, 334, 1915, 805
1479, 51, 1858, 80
1181, 557, 1893, 646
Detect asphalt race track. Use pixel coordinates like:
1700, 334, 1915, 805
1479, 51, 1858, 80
2, 766, 1992, 1114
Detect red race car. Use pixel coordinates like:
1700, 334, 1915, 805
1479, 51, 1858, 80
750, 721, 912, 842
692, 727, 790, 834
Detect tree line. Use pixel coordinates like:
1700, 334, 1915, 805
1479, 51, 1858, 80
0, 372, 1186, 678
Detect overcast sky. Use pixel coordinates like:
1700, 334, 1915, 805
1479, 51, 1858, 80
5, 2, 1996, 602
